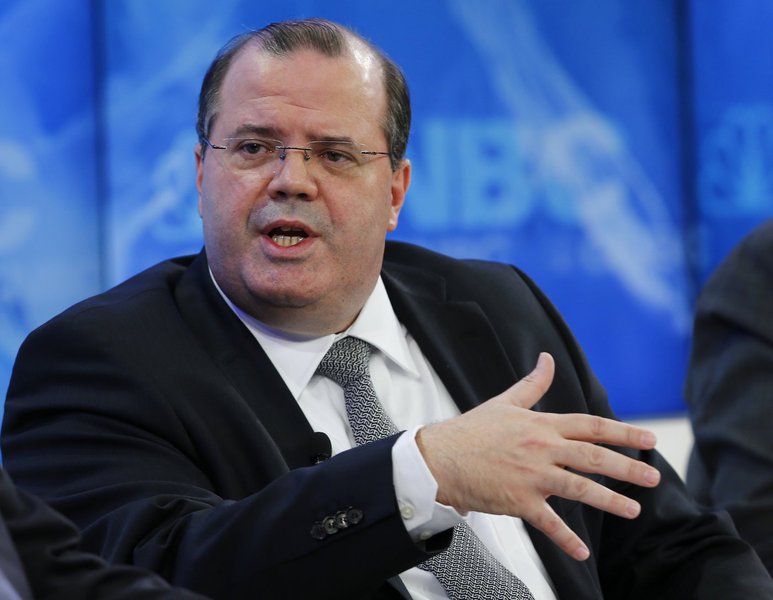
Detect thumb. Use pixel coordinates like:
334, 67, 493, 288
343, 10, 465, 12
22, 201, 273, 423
506, 352, 555, 409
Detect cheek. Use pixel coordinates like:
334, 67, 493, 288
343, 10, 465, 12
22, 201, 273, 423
200, 175, 251, 223
332, 201, 390, 243
199, 189, 252, 256
338, 200, 393, 261
337, 176, 397, 227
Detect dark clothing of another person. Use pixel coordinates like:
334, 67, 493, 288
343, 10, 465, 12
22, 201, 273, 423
686, 218, 773, 575
0, 467, 207, 599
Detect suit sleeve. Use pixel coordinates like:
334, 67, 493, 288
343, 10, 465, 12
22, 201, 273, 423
0, 468, 209, 600
1, 311, 442, 600
685, 221, 773, 575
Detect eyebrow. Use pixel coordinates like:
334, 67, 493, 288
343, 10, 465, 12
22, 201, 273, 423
224, 124, 282, 139
223, 124, 358, 145
311, 135, 357, 145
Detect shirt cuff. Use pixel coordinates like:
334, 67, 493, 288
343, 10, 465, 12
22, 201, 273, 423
392, 426, 465, 543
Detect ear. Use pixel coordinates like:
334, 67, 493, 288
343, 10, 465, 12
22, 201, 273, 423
195, 143, 204, 217
387, 159, 410, 232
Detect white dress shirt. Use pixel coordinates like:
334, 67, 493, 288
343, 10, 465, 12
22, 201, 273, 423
214, 274, 557, 599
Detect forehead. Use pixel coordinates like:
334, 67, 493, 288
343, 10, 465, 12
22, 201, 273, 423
213, 44, 387, 140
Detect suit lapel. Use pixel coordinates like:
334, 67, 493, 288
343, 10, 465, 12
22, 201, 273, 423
382, 263, 519, 411
382, 258, 602, 597
173, 252, 317, 469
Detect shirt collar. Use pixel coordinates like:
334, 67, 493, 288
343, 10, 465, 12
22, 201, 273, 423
210, 271, 420, 399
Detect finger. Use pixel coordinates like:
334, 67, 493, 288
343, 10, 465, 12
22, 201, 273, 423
555, 413, 658, 450
505, 352, 555, 410
558, 440, 661, 488
544, 468, 643, 520
527, 500, 590, 561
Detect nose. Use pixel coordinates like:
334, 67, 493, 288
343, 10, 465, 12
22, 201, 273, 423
266, 148, 318, 201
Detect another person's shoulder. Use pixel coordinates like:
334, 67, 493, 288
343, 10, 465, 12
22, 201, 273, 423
701, 220, 773, 307
715, 219, 773, 277
743, 218, 773, 250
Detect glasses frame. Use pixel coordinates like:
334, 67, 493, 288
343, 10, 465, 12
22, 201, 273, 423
201, 137, 392, 165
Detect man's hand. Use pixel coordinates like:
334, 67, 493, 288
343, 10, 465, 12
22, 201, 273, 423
416, 352, 660, 561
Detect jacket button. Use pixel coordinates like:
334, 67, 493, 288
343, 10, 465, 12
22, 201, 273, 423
323, 516, 338, 535
310, 522, 326, 540
346, 507, 363, 525
334, 511, 349, 529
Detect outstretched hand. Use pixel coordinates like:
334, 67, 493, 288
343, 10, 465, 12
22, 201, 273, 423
416, 352, 660, 561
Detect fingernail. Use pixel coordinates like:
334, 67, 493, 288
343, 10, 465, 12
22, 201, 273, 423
644, 468, 660, 486
641, 431, 657, 447
536, 352, 552, 370
626, 502, 641, 518
574, 544, 590, 561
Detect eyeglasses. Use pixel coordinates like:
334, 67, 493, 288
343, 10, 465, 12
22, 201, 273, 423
201, 137, 392, 177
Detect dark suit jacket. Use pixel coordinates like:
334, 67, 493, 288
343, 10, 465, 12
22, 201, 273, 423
2, 242, 771, 599
685, 219, 773, 574
0, 467, 207, 599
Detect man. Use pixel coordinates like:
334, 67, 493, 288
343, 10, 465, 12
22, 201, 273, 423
0, 467, 207, 599
2, 18, 771, 600
685, 218, 773, 574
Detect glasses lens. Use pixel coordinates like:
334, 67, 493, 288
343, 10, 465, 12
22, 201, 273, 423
222, 138, 279, 171
211, 138, 387, 177
309, 141, 366, 171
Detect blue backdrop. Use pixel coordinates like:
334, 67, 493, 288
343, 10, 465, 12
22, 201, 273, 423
1, 0, 771, 423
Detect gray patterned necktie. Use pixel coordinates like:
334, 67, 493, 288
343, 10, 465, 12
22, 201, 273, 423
316, 336, 535, 600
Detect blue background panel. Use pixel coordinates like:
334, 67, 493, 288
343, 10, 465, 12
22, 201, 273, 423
0, 0, 102, 425
2, 0, 773, 424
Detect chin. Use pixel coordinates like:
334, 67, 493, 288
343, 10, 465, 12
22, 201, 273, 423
242, 267, 321, 302
256, 290, 318, 309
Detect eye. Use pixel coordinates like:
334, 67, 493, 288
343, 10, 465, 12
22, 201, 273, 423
315, 143, 358, 166
235, 139, 274, 156
322, 150, 350, 163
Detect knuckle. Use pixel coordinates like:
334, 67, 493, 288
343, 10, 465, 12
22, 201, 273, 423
629, 459, 648, 482
589, 415, 606, 438
536, 510, 563, 536
608, 493, 637, 518
502, 485, 530, 512
520, 430, 552, 452
586, 444, 605, 469
562, 474, 590, 499
526, 411, 550, 429
606, 492, 627, 513
628, 427, 644, 447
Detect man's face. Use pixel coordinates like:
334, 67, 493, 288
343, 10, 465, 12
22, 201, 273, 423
195, 44, 410, 335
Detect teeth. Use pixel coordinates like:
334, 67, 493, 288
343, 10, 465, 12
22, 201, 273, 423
272, 234, 304, 247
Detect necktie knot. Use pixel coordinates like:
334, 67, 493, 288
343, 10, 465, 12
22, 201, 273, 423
316, 336, 372, 388
316, 336, 398, 443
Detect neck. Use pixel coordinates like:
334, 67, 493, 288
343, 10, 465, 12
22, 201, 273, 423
207, 267, 376, 337
247, 304, 360, 337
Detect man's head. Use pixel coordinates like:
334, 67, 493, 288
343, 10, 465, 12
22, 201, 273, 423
194, 19, 412, 336
197, 19, 411, 171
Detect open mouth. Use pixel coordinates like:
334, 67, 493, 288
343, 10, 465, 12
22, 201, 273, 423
268, 225, 309, 247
